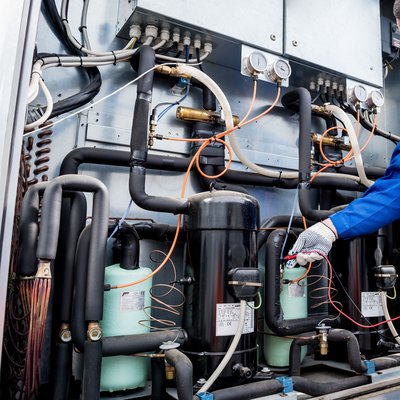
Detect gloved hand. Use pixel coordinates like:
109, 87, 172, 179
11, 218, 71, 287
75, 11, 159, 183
289, 221, 337, 266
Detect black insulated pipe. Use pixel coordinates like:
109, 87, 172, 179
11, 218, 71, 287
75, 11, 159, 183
19, 182, 48, 276
37, 175, 109, 321
50, 342, 72, 400
130, 45, 155, 163
292, 375, 370, 396
164, 349, 193, 400
282, 88, 352, 221
372, 353, 400, 370
102, 329, 187, 356
289, 335, 319, 376
211, 380, 283, 400
327, 329, 367, 373
264, 229, 336, 334
281, 88, 312, 183
151, 357, 167, 400
60, 147, 190, 175
59, 192, 87, 322
71, 224, 92, 352
129, 45, 189, 214
82, 340, 103, 400
129, 167, 188, 214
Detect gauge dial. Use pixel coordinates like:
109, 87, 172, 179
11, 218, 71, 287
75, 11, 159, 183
244, 51, 268, 75
367, 90, 384, 108
350, 84, 368, 104
267, 59, 292, 82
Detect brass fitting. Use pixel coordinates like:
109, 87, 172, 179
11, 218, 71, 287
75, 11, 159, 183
316, 325, 330, 356
155, 65, 191, 79
60, 323, 72, 343
311, 132, 351, 151
176, 106, 240, 126
87, 322, 102, 342
311, 105, 333, 116
165, 364, 176, 380
36, 260, 52, 278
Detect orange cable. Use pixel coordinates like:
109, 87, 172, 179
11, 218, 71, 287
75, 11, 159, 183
113, 84, 281, 289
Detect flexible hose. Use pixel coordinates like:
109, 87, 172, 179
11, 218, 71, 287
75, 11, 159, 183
176, 66, 360, 183
381, 291, 400, 345
197, 300, 247, 394
325, 105, 373, 187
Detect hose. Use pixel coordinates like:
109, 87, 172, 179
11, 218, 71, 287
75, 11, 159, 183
325, 105, 373, 187
196, 300, 246, 394
381, 291, 400, 345
176, 65, 298, 179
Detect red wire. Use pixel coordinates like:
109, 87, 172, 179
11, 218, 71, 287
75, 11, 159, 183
321, 252, 400, 328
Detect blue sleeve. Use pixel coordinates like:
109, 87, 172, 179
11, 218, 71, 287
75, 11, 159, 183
330, 143, 400, 240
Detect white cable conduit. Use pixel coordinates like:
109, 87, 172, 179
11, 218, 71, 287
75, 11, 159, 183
197, 299, 247, 394
176, 65, 361, 183
381, 291, 400, 345
25, 79, 53, 130
324, 105, 373, 188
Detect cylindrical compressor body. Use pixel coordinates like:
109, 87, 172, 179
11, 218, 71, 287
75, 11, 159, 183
183, 190, 259, 383
100, 265, 152, 392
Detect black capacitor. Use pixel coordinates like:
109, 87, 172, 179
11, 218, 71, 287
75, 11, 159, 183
183, 190, 259, 384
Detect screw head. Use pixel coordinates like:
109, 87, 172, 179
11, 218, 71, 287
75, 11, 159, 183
261, 367, 271, 373
292, 40, 298, 47
270, 34, 276, 41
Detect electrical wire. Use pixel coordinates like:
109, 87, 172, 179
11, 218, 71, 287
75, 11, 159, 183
107, 199, 133, 242
197, 300, 247, 394
23, 62, 185, 137
157, 84, 190, 121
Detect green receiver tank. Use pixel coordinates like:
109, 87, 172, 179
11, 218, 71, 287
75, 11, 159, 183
101, 226, 152, 392
264, 266, 307, 367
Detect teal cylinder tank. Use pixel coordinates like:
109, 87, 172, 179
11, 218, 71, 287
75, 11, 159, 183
264, 267, 307, 367
100, 264, 152, 392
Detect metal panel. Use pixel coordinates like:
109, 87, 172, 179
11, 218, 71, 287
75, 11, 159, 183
117, 0, 284, 55
284, 0, 382, 87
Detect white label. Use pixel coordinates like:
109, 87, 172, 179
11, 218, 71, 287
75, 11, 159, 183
361, 291, 384, 317
215, 303, 254, 337
288, 282, 306, 298
119, 290, 145, 312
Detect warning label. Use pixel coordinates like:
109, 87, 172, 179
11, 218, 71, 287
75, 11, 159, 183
361, 291, 384, 317
119, 291, 145, 312
215, 303, 255, 337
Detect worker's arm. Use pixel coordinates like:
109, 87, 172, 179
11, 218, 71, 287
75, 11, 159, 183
290, 142, 400, 265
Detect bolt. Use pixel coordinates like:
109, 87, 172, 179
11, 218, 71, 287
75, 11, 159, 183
196, 378, 207, 385
292, 40, 298, 47
261, 367, 271, 373
270, 34, 276, 41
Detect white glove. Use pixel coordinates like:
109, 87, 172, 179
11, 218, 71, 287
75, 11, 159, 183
289, 222, 337, 266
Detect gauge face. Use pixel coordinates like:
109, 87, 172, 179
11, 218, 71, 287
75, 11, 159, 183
273, 59, 291, 79
247, 52, 268, 74
370, 90, 384, 107
352, 85, 368, 102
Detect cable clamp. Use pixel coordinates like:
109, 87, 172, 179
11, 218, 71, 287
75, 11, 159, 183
276, 376, 293, 394
78, 25, 87, 32
364, 360, 376, 374
112, 51, 117, 65
79, 56, 83, 67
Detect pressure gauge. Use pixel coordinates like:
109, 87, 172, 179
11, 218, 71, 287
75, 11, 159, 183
366, 90, 384, 109
349, 84, 368, 105
244, 51, 268, 76
267, 59, 292, 83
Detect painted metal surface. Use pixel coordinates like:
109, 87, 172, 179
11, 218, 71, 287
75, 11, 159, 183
284, 0, 382, 87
